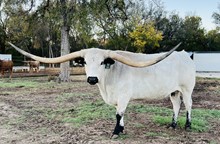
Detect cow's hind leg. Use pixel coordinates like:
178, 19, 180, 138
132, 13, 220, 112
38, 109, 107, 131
167, 91, 182, 129
1, 71, 5, 79
182, 90, 193, 130
10, 68, 13, 80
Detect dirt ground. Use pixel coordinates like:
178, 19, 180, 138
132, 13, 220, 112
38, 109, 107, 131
0, 74, 220, 144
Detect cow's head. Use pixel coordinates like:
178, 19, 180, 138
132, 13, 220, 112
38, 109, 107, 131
8, 42, 181, 85
78, 49, 116, 85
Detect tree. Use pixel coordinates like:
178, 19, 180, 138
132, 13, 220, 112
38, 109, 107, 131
0, 14, 7, 54
212, 4, 220, 26
2, 0, 75, 81
181, 16, 206, 51
159, 15, 207, 52
88, 0, 132, 50
4, 0, 217, 71
1, 1, 50, 65
58, 0, 71, 82
129, 22, 163, 53
206, 28, 220, 51
157, 13, 184, 51
33, 0, 74, 82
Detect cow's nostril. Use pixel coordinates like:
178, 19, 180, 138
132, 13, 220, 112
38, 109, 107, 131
87, 77, 98, 85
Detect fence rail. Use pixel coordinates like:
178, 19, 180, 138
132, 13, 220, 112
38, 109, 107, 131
193, 52, 220, 72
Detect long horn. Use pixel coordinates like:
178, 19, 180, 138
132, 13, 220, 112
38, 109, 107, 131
109, 43, 181, 67
8, 42, 83, 64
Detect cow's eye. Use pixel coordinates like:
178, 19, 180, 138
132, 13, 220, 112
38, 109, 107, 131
101, 58, 115, 69
74, 57, 86, 66
103, 58, 115, 65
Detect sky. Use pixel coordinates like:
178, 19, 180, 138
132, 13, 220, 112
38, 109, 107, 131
163, 0, 219, 31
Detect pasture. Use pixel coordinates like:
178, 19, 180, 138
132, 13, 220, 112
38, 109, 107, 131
0, 75, 220, 144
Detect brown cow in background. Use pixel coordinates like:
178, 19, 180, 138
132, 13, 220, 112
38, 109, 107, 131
23, 61, 40, 73
0, 59, 13, 79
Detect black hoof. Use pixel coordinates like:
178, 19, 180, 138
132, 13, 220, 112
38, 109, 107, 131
111, 134, 119, 139
185, 122, 191, 131
167, 122, 177, 129
113, 125, 124, 135
119, 125, 124, 133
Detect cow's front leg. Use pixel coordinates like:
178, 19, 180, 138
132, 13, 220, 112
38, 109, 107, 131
111, 113, 124, 139
114, 114, 124, 134
111, 96, 129, 139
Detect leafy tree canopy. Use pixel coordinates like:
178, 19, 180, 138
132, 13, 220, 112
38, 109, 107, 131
129, 22, 163, 53
1, 0, 220, 58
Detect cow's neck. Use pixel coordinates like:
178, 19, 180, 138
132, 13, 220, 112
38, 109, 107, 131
97, 73, 117, 106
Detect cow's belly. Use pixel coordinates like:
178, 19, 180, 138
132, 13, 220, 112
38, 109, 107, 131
97, 67, 181, 105
128, 77, 179, 100
130, 88, 170, 100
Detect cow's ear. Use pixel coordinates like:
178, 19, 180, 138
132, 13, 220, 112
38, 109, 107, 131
74, 57, 86, 66
101, 58, 115, 69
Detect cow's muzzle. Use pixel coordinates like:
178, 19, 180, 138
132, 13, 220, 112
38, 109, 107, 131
87, 77, 98, 85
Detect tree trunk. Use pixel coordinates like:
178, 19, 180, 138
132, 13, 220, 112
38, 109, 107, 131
58, 26, 70, 82
58, 0, 72, 82
0, 30, 6, 54
0, 41, 6, 54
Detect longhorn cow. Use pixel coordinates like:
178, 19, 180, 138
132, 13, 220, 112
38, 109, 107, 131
23, 60, 40, 72
0, 59, 13, 79
9, 42, 195, 138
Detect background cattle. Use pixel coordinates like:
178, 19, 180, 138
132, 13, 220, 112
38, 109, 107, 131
23, 60, 40, 73
0, 59, 13, 79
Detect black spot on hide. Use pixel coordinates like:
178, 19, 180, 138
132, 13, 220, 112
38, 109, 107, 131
171, 92, 175, 96
190, 53, 194, 60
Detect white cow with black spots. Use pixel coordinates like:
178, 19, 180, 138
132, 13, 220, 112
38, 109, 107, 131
9, 42, 195, 138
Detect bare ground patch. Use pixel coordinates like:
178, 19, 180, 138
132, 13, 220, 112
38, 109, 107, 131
0, 76, 220, 144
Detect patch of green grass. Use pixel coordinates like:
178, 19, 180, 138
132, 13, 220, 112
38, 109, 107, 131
133, 123, 145, 128
43, 101, 220, 131
193, 109, 220, 119
0, 77, 60, 89
62, 100, 115, 127
128, 104, 220, 132
209, 140, 219, 144
0, 79, 40, 88
118, 134, 131, 140
153, 115, 208, 132
145, 132, 159, 137
44, 100, 115, 127
129, 104, 172, 116
4, 115, 26, 128
152, 115, 171, 126
191, 118, 209, 132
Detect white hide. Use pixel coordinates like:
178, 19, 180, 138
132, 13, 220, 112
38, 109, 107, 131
83, 48, 196, 116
